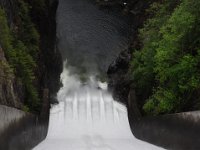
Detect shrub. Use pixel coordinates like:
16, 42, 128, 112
130, 0, 200, 115
0, 4, 40, 113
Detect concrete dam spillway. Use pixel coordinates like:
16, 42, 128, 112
34, 0, 164, 149
33, 79, 164, 150
33, 65, 163, 150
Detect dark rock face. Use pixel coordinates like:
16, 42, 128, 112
128, 89, 141, 120
106, 0, 151, 106
106, 0, 154, 106
34, 0, 62, 104
107, 49, 131, 104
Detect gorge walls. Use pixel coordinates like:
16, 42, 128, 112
0, 0, 62, 113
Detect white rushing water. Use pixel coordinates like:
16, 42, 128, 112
34, 63, 164, 150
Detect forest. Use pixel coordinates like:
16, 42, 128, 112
0, 0, 45, 112
130, 0, 200, 115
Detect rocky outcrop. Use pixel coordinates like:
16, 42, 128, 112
106, 0, 155, 105
33, 0, 62, 104
106, 0, 151, 108
128, 89, 141, 121
107, 49, 131, 104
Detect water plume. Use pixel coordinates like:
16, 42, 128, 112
34, 62, 164, 150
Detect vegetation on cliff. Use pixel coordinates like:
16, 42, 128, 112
130, 0, 200, 115
0, 0, 44, 112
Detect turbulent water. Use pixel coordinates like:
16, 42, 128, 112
34, 0, 164, 149
34, 64, 163, 150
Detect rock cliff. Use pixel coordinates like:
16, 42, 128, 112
0, 0, 62, 114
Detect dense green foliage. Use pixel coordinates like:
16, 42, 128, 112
0, 1, 40, 112
130, 0, 200, 115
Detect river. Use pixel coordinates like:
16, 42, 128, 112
34, 0, 164, 149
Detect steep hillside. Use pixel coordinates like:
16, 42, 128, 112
0, 0, 62, 114
108, 0, 200, 116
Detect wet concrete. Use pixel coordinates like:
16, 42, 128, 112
0, 105, 49, 150
129, 111, 200, 150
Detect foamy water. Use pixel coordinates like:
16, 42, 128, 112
33, 63, 164, 150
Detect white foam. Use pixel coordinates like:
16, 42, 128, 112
34, 63, 164, 150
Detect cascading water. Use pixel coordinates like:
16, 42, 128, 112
34, 0, 164, 149
34, 62, 163, 150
